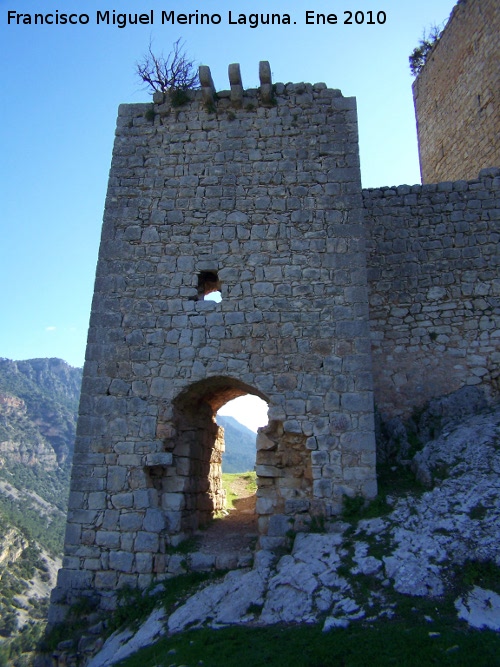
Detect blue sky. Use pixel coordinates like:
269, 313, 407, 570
0, 0, 455, 375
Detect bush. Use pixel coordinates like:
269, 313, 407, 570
136, 38, 198, 95
409, 26, 442, 76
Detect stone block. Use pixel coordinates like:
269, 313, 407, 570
143, 508, 166, 532
161, 493, 186, 512
259, 536, 287, 550
189, 552, 215, 571
58, 569, 93, 590
88, 492, 107, 510
96, 531, 120, 549
256, 496, 276, 514
143, 452, 173, 467
285, 499, 310, 514
109, 550, 134, 573
134, 531, 159, 552
119, 512, 144, 532
311, 451, 329, 466
102, 510, 120, 530
255, 465, 283, 478
111, 493, 134, 509
267, 514, 292, 537
135, 552, 153, 573
64, 523, 81, 545
167, 554, 187, 575
313, 479, 333, 498
107, 466, 128, 492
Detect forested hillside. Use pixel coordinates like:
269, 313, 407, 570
0, 358, 82, 661
217, 415, 257, 473
0, 358, 257, 661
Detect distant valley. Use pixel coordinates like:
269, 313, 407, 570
0, 357, 256, 657
217, 414, 258, 473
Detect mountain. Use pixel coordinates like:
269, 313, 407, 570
0, 356, 258, 657
0, 358, 82, 551
217, 415, 257, 473
0, 358, 81, 657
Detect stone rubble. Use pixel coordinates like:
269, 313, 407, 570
88, 405, 500, 666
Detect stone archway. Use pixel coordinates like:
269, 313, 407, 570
161, 377, 269, 543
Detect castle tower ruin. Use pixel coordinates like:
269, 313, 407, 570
49, 63, 377, 619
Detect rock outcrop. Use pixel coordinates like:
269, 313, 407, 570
88, 404, 500, 667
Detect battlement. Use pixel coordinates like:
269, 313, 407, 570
147, 60, 351, 111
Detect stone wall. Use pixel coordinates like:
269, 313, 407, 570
50, 55, 500, 622
49, 66, 378, 621
364, 168, 500, 418
412, 0, 500, 183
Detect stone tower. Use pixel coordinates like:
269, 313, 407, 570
49, 63, 377, 620
413, 0, 500, 183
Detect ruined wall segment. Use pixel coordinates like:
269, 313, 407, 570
413, 0, 500, 183
49, 66, 377, 620
364, 168, 500, 418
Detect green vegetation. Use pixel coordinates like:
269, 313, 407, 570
222, 471, 256, 510
0, 529, 52, 663
460, 560, 500, 594
43, 572, 224, 654
0, 621, 45, 667
409, 25, 443, 76
170, 88, 191, 107
468, 502, 488, 521
117, 615, 500, 667
308, 514, 327, 533
0, 461, 69, 511
342, 460, 418, 523
144, 105, 156, 122
0, 495, 65, 557
0, 358, 80, 659
165, 536, 201, 556
136, 38, 199, 95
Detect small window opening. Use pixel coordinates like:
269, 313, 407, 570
198, 271, 222, 302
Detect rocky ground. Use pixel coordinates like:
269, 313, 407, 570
88, 402, 500, 667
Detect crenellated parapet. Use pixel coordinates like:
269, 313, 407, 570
150, 60, 344, 112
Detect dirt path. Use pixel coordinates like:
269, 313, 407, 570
196, 477, 258, 556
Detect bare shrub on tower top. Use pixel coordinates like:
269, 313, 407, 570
136, 38, 199, 94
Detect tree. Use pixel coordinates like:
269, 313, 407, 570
409, 25, 442, 77
136, 39, 199, 94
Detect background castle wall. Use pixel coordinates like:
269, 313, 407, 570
364, 168, 500, 418
412, 0, 499, 183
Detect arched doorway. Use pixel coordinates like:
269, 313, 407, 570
217, 393, 269, 472
163, 377, 270, 543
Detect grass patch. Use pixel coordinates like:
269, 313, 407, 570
117, 616, 500, 667
377, 461, 424, 498
222, 471, 256, 510
165, 536, 200, 555
468, 502, 488, 521
42, 572, 222, 653
169, 88, 190, 107
342, 493, 391, 523
108, 572, 217, 634
460, 560, 500, 594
